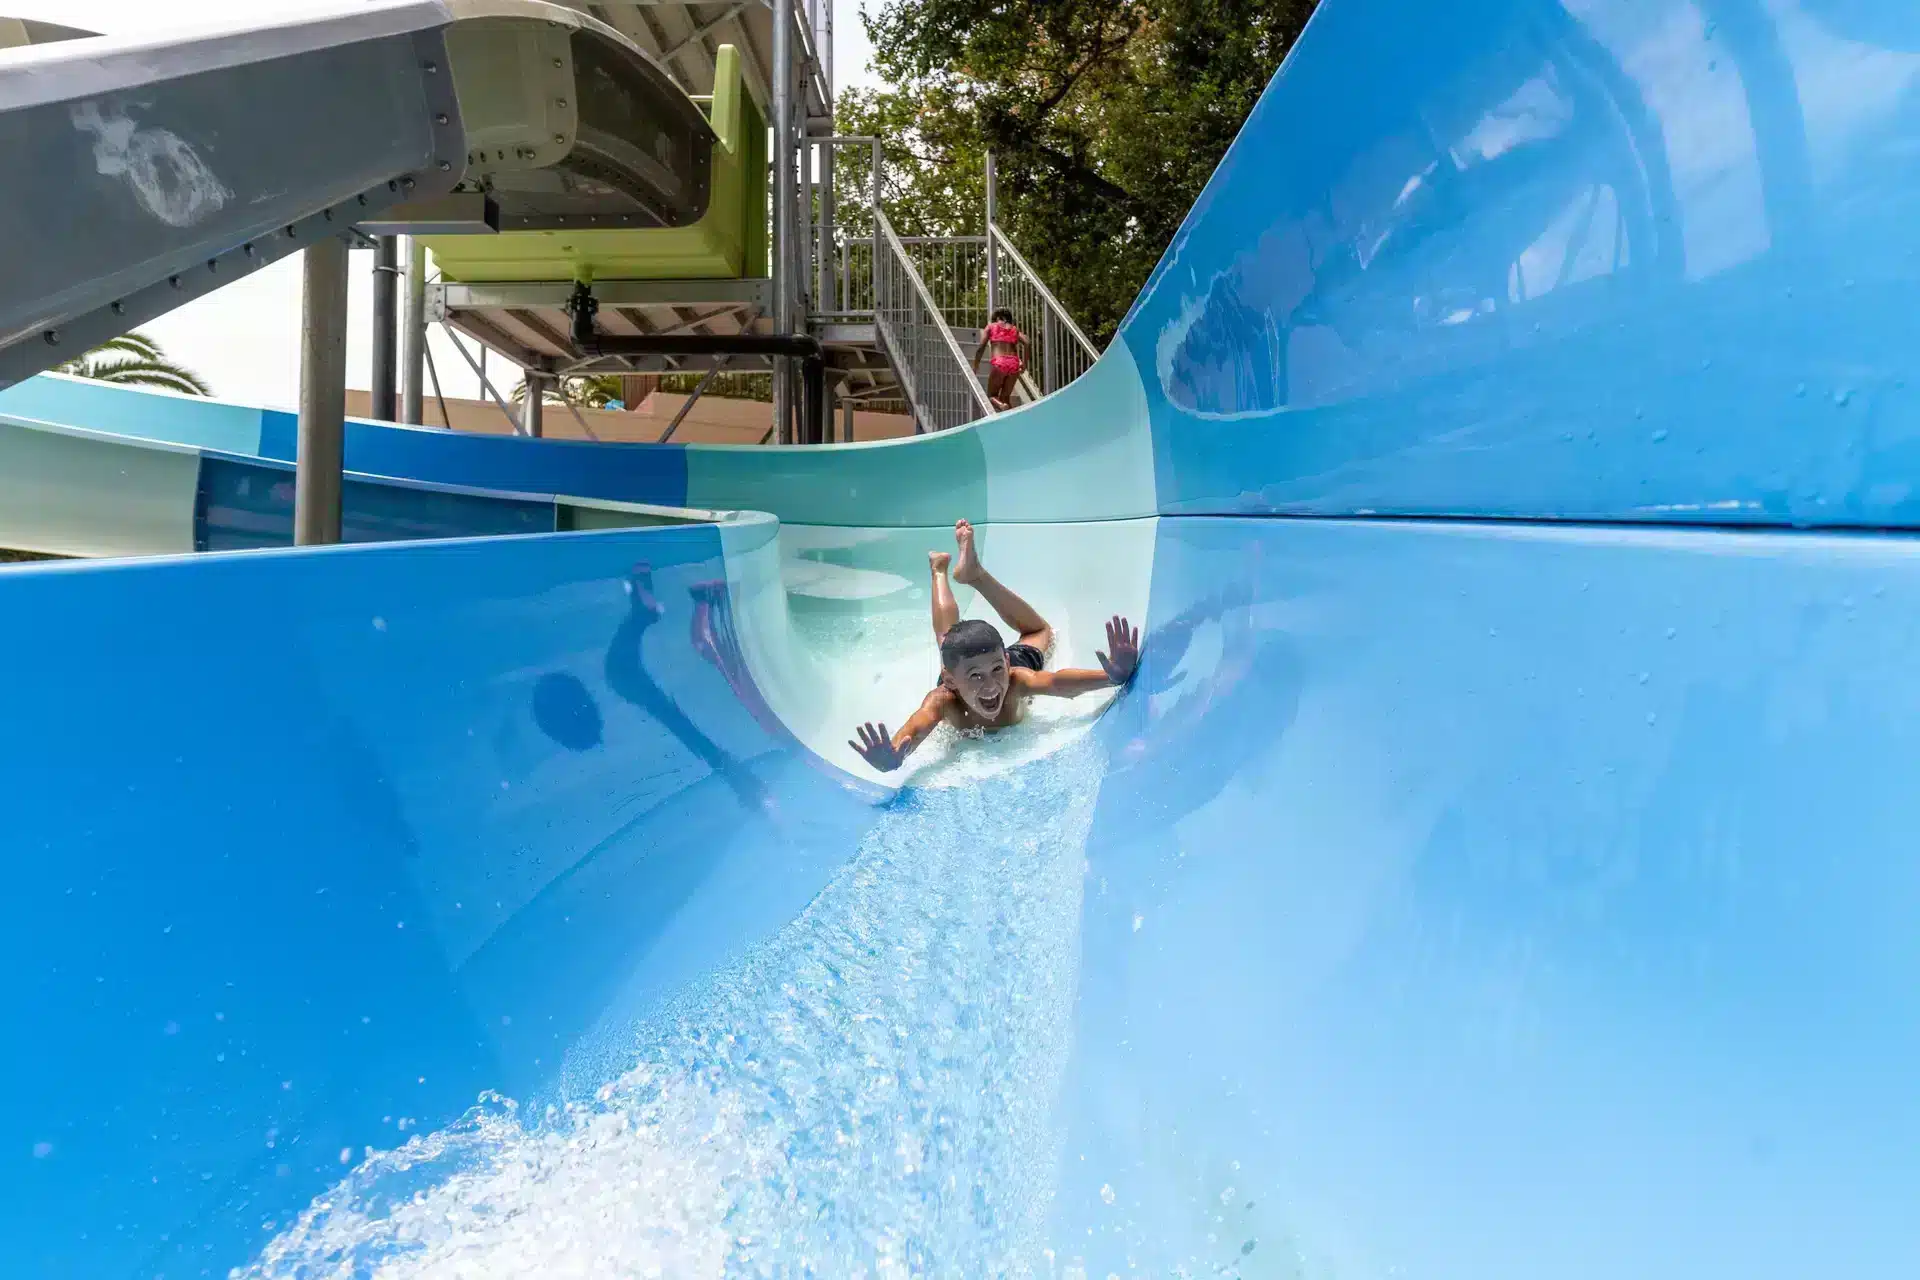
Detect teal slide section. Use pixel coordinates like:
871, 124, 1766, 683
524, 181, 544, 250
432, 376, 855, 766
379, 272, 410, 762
11, 0, 1920, 1275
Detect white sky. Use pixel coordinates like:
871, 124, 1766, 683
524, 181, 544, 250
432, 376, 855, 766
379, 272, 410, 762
11, 0, 881, 408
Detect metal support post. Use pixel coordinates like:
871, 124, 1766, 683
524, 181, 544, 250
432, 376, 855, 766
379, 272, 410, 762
371, 236, 398, 420
985, 151, 998, 317
295, 237, 349, 546
659, 357, 729, 443
400, 236, 426, 425
801, 350, 824, 444
819, 0, 832, 97
522, 371, 547, 438
842, 392, 854, 443
771, 0, 794, 444
441, 324, 522, 432
818, 139, 836, 311
794, 93, 810, 329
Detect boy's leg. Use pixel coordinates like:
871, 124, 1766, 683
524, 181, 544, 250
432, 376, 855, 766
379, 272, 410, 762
951, 519, 1053, 652
929, 551, 960, 640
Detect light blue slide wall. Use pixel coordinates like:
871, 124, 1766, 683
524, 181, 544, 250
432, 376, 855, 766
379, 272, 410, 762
0, 354, 1162, 526
1124, 0, 1920, 525
1, 529, 883, 1276
1058, 516, 1920, 1276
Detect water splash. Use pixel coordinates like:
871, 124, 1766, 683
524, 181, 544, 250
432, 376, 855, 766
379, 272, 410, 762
239, 736, 1104, 1278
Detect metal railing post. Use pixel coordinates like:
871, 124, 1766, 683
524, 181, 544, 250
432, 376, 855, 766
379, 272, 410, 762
818, 138, 835, 313
871, 138, 882, 307
984, 152, 998, 318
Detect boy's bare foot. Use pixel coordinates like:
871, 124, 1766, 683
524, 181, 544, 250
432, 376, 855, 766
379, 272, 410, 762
929, 550, 951, 577
952, 519, 983, 584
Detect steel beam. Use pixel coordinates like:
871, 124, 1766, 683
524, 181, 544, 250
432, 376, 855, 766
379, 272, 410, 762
434, 279, 772, 311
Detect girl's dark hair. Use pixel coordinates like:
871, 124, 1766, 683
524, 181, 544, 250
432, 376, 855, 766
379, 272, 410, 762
991, 308, 1014, 324
939, 619, 1006, 670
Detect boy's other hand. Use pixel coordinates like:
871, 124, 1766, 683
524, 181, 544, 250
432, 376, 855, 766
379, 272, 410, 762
1097, 615, 1142, 686
849, 722, 905, 772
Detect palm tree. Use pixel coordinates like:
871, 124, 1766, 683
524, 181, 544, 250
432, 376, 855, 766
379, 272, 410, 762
55, 332, 211, 396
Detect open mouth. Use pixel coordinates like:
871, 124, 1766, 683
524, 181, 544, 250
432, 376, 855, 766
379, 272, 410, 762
977, 694, 1002, 713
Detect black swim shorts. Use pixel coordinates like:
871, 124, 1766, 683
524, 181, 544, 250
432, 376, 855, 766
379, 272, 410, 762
1006, 642, 1046, 672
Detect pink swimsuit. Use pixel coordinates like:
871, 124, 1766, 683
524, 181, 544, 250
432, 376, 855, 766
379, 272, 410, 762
985, 320, 1023, 374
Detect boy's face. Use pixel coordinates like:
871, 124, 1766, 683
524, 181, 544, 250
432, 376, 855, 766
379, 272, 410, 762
945, 649, 1011, 718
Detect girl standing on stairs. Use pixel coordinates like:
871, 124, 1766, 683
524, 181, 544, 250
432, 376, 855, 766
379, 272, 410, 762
973, 308, 1030, 411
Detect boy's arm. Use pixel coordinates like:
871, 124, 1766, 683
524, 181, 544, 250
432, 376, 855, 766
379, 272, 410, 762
1012, 616, 1142, 699
849, 688, 952, 772
1013, 666, 1116, 698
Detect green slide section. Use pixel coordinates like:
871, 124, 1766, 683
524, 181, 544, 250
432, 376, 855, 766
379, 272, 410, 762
425, 45, 768, 283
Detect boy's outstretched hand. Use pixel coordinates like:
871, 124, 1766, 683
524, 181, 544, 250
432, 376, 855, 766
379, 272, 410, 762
849, 722, 905, 772
1098, 615, 1142, 686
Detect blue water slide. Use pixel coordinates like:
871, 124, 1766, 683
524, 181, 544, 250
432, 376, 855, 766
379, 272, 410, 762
8, 0, 1920, 1276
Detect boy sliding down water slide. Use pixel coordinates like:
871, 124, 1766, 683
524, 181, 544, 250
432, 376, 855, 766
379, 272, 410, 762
849, 520, 1141, 773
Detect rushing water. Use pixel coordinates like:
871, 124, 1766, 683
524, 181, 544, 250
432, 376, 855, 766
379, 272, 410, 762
240, 733, 1104, 1278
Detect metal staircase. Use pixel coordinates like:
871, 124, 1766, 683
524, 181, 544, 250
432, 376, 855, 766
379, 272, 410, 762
803, 148, 1104, 438
871, 213, 994, 431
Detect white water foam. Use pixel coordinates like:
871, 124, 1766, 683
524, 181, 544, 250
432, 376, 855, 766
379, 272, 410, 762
239, 734, 1105, 1279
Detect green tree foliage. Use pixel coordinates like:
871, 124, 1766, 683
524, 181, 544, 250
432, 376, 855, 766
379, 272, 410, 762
511, 373, 626, 407
842, 0, 1316, 342
512, 371, 776, 406
55, 332, 211, 396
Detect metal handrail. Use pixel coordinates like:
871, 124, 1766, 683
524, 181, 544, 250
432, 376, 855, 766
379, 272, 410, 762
990, 223, 1100, 361
875, 210, 995, 430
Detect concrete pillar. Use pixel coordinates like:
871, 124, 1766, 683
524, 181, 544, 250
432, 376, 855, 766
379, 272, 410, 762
295, 237, 349, 546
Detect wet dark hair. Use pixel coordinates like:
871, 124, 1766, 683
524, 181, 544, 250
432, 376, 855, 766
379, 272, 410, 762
990, 307, 1014, 324
939, 619, 1006, 670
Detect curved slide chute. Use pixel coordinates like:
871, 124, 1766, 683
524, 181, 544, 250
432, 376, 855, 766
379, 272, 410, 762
7, 0, 1920, 1276
0, 0, 718, 388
